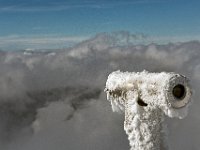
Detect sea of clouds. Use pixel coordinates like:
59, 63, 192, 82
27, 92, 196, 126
0, 32, 199, 150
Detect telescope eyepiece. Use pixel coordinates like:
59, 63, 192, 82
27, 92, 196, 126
166, 75, 192, 108
172, 84, 186, 100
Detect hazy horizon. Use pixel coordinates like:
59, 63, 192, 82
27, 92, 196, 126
1, 0, 200, 51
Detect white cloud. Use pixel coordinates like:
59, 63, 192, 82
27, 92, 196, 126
0, 3, 105, 12
0, 35, 89, 50
0, 0, 166, 12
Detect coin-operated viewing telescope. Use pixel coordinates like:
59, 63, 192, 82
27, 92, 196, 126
105, 71, 192, 150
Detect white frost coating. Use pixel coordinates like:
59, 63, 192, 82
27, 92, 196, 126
105, 70, 192, 150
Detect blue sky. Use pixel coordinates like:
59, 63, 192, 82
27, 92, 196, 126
0, 0, 200, 50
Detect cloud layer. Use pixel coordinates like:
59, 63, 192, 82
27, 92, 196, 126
0, 32, 200, 150
0, 35, 87, 51
0, 0, 164, 12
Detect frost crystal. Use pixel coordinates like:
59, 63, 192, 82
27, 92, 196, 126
105, 70, 192, 150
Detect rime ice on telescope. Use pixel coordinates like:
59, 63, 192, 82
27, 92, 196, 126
105, 70, 192, 150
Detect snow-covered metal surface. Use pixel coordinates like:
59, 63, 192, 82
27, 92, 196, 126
105, 70, 192, 150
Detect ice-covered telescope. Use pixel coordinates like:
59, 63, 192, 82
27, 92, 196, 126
105, 71, 192, 150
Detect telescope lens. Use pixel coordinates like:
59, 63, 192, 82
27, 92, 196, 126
173, 84, 186, 100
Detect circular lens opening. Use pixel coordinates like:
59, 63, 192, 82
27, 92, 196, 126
172, 84, 186, 100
